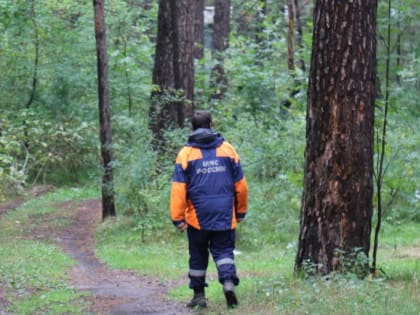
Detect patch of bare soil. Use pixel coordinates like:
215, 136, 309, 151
0, 185, 55, 215
394, 246, 420, 259
35, 199, 192, 315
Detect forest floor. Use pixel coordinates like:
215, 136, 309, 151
0, 190, 191, 315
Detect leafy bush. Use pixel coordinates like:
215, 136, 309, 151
0, 108, 98, 196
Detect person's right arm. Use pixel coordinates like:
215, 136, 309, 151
170, 148, 188, 231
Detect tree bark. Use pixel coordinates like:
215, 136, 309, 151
149, 0, 194, 141
294, 0, 305, 72
194, 0, 205, 59
210, 0, 231, 100
149, 0, 177, 140
295, 0, 377, 275
286, 0, 295, 72
26, 0, 39, 110
171, 0, 194, 123
93, 0, 116, 219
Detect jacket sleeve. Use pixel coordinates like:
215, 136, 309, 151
234, 172, 248, 220
170, 149, 188, 226
230, 145, 248, 220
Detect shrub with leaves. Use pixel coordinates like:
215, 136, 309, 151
0, 109, 98, 196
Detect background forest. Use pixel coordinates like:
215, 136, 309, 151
1, 0, 418, 239
0, 0, 419, 313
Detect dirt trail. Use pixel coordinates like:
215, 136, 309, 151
1, 194, 191, 315
0, 185, 55, 216
53, 199, 191, 315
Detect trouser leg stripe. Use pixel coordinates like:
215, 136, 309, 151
189, 269, 206, 277
216, 258, 235, 267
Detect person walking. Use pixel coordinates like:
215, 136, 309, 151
170, 110, 248, 309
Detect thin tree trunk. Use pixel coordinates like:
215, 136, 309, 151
282, 0, 300, 109
23, 0, 40, 149
194, 0, 205, 59
294, 0, 305, 72
26, 0, 39, 110
372, 0, 391, 273
210, 0, 231, 100
286, 0, 295, 72
93, 0, 116, 219
122, 39, 133, 116
395, 0, 401, 85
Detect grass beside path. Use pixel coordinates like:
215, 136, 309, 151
96, 215, 420, 315
0, 187, 419, 315
0, 187, 98, 315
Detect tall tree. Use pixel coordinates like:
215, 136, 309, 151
25, 0, 39, 111
171, 0, 195, 120
293, 0, 305, 72
149, 0, 176, 139
193, 0, 205, 59
295, 0, 377, 275
23, 0, 40, 150
149, 0, 195, 140
210, 0, 231, 100
93, 0, 116, 219
286, 0, 295, 72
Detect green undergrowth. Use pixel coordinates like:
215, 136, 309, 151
1, 186, 419, 314
0, 186, 98, 314
96, 215, 420, 315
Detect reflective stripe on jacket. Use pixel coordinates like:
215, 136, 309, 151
170, 130, 248, 230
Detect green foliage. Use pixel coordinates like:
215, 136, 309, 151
0, 0, 158, 194
376, 115, 420, 222
96, 217, 420, 315
112, 114, 180, 242
0, 108, 98, 196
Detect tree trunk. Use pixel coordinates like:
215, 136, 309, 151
171, 0, 195, 124
295, 0, 377, 275
286, 0, 295, 72
26, 0, 39, 110
93, 0, 116, 219
149, 0, 177, 140
294, 0, 305, 72
210, 0, 231, 100
149, 0, 194, 141
194, 0, 205, 59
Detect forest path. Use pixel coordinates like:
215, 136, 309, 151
42, 199, 190, 315
1, 194, 191, 315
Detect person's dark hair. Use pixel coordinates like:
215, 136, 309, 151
192, 110, 212, 130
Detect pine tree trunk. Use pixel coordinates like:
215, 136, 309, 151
194, 0, 205, 59
210, 0, 231, 100
295, 0, 377, 275
171, 0, 195, 123
93, 0, 116, 219
149, 0, 194, 140
149, 0, 177, 140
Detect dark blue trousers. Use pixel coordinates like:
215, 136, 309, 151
187, 226, 239, 290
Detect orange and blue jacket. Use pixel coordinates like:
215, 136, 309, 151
170, 128, 248, 231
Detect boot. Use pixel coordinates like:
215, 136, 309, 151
186, 289, 207, 308
223, 280, 238, 308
